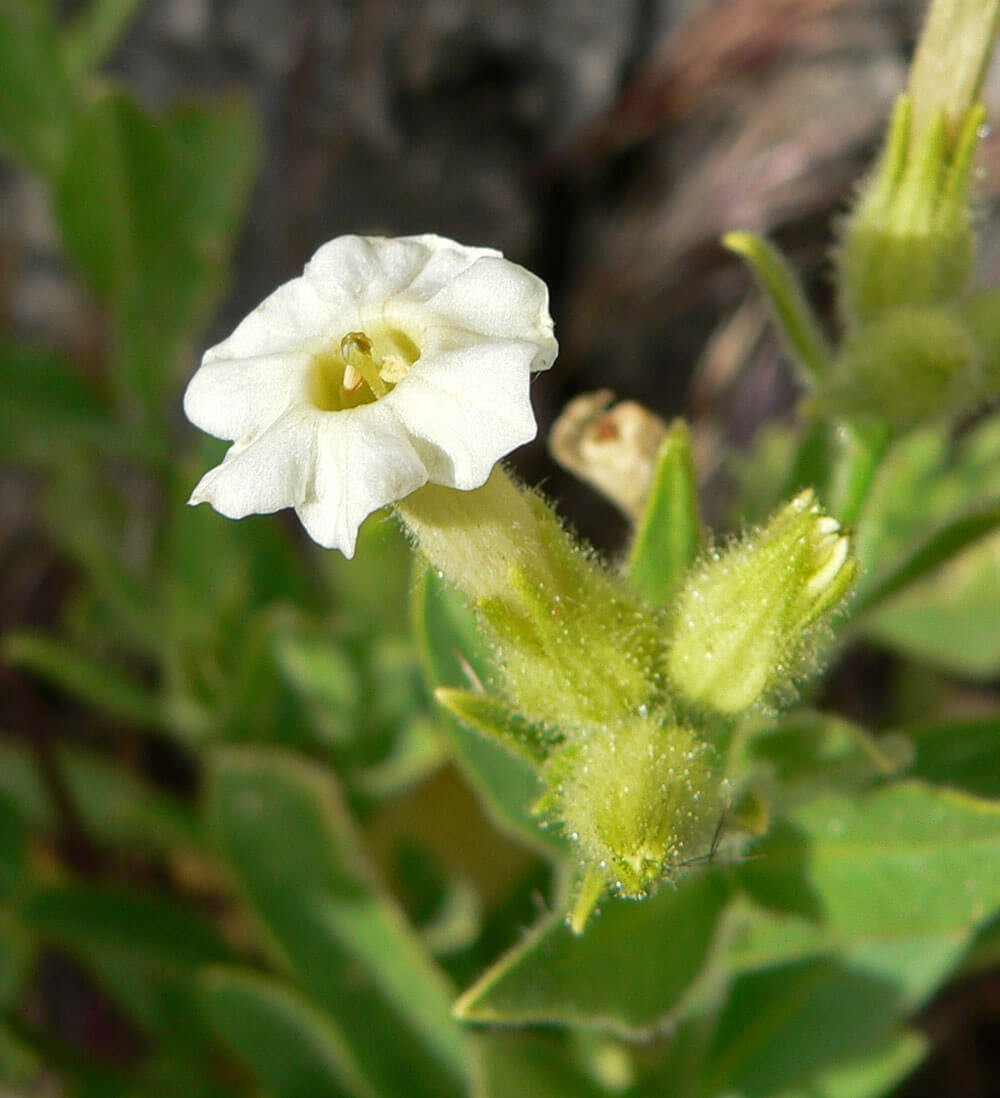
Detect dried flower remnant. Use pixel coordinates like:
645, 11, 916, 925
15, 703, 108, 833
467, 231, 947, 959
549, 390, 668, 520
183, 234, 557, 556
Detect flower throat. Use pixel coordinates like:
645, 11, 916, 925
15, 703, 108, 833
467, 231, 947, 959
309, 327, 420, 411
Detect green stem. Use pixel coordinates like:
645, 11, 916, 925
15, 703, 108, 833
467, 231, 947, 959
831, 422, 891, 527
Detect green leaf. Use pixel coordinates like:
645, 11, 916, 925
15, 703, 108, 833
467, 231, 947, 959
696, 957, 928, 1098
273, 626, 362, 745
160, 512, 321, 745
169, 450, 314, 617
19, 883, 229, 1042
56, 90, 259, 420
829, 421, 891, 527
61, 0, 145, 75
355, 717, 447, 800
0, 1021, 38, 1086
0, 341, 117, 464
412, 568, 564, 860
140, 95, 260, 399
742, 711, 912, 808
853, 415, 1000, 605
853, 428, 947, 575
0, 738, 200, 853
3, 1022, 132, 1096
57, 89, 168, 302
219, 609, 303, 744
0, 909, 30, 1008
412, 564, 495, 686
861, 530, 1000, 678
723, 231, 832, 382
455, 870, 732, 1036
22, 884, 230, 976
727, 417, 839, 531
0, 794, 26, 904
775, 1030, 927, 1098
322, 518, 415, 634
435, 689, 549, 765
716, 784, 990, 1096
472, 1032, 611, 1098
3, 631, 164, 729
783, 419, 837, 508
626, 419, 702, 606
0, 0, 77, 176
36, 458, 168, 656
853, 504, 1000, 618
963, 908, 1000, 973
207, 747, 469, 1098
202, 967, 376, 1098
733, 781, 1000, 964
168, 97, 260, 260
901, 715, 1000, 798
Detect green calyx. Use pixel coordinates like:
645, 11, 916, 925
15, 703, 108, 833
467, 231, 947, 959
478, 560, 664, 734
836, 95, 983, 331
813, 95, 994, 433
666, 491, 856, 716
405, 470, 855, 924
728, 95, 995, 435
813, 304, 984, 431
546, 718, 724, 900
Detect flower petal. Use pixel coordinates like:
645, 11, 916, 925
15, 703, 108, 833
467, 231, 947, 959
295, 402, 428, 556
305, 235, 501, 312
389, 340, 540, 489
413, 256, 557, 369
205, 275, 333, 361
188, 408, 317, 518
183, 352, 312, 442
183, 233, 558, 556
395, 234, 501, 297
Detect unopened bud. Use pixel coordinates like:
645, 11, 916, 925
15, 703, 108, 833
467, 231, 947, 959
836, 96, 981, 330
666, 491, 855, 715
814, 304, 982, 431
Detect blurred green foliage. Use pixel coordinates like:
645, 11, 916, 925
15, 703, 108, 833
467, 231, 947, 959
1, 2, 1000, 1097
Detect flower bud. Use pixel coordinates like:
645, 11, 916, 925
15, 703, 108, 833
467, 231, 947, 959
906, 0, 1000, 152
836, 95, 981, 330
814, 304, 983, 431
546, 716, 722, 898
666, 491, 855, 715
958, 289, 1000, 401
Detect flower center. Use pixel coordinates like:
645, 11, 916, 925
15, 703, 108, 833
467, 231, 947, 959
308, 325, 420, 411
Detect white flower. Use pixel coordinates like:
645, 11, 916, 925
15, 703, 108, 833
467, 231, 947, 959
183, 234, 557, 556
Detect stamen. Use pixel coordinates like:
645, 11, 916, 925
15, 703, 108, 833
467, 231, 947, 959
379, 353, 409, 384
341, 331, 389, 398
343, 363, 365, 392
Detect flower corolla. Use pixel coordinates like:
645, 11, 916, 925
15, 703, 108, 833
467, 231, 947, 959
183, 234, 557, 555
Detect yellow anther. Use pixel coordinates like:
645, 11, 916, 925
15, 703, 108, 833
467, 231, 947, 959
343, 363, 366, 392
378, 353, 409, 384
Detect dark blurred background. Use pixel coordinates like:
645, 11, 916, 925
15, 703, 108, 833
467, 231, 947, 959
3, 2, 1000, 1093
